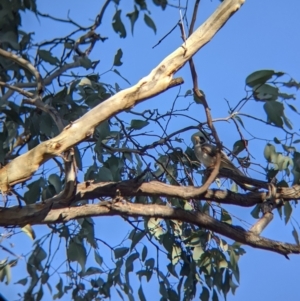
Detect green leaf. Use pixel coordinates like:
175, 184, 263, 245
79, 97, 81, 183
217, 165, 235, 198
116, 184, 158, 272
83, 266, 103, 276
171, 245, 181, 265
67, 239, 87, 271
283, 115, 293, 130
250, 204, 260, 219
218, 259, 228, 269
192, 246, 204, 261
130, 231, 145, 251
138, 285, 147, 301
221, 209, 232, 225
145, 258, 155, 270
200, 287, 210, 301
64, 42, 73, 49
15, 277, 28, 286
54, 278, 64, 299
144, 14, 157, 34
1, 264, 11, 284
38, 49, 59, 66
229, 277, 239, 294
97, 167, 114, 182
112, 10, 127, 38
84, 165, 97, 181
1, 31, 19, 50
130, 119, 149, 130
284, 201, 292, 224
273, 137, 281, 144
141, 246, 147, 262
81, 218, 97, 248
94, 250, 103, 266
135, 0, 147, 10
185, 89, 192, 97
80, 57, 93, 69
292, 227, 300, 245
48, 174, 62, 194
263, 101, 284, 127
277, 180, 289, 188
232, 140, 246, 155
263, 143, 276, 162
159, 281, 168, 298
125, 253, 139, 273
37, 286, 43, 301
24, 179, 42, 204
212, 289, 219, 301
246, 70, 275, 87
253, 84, 278, 101
234, 115, 245, 128
126, 6, 139, 35
21, 224, 36, 240
114, 247, 129, 259
113, 48, 123, 66
39, 113, 55, 137
152, 0, 167, 9
288, 104, 299, 114
95, 120, 111, 142
41, 272, 49, 284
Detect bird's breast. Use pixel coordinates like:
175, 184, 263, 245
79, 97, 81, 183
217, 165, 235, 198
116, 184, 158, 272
199, 151, 215, 168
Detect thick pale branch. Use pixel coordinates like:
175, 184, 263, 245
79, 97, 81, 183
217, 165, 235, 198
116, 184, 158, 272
250, 212, 274, 235
0, 0, 245, 192
0, 202, 298, 256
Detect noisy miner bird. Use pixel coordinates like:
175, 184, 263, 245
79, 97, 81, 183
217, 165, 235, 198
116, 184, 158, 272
194, 136, 255, 190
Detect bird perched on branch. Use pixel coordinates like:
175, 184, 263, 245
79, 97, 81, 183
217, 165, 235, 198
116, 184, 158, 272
194, 136, 256, 191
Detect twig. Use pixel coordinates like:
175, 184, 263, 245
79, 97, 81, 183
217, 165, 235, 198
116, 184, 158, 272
0, 48, 44, 95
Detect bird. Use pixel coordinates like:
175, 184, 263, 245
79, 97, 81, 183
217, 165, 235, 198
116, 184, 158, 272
194, 136, 256, 190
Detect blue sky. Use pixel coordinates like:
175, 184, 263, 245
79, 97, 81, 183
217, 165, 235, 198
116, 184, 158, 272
1, 0, 300, 300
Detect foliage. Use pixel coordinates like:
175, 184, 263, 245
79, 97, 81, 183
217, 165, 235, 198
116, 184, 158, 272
0, 1, 299, 301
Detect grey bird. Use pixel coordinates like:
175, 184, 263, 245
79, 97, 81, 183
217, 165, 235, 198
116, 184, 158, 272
194, 136, 255, 190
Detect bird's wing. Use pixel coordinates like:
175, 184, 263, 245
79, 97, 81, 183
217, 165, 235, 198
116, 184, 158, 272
220, 152, 245, 176
201, 143, 218, 157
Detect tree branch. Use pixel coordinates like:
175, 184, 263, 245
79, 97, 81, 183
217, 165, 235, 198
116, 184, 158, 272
1, 201, 298, 256
1, 179, 300, 226
0, 48, 44, 95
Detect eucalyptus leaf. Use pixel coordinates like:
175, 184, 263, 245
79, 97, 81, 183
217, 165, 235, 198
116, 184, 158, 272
144, 14, 157, 34
130, 119, 149, 130
67, 239, 87, 271
38, 49, 59, 66
246, 70, 275, 87
126, 6, 139, 35
263, 101, 284, 127
113, 48, 123, 66
112, 10, 127, 38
